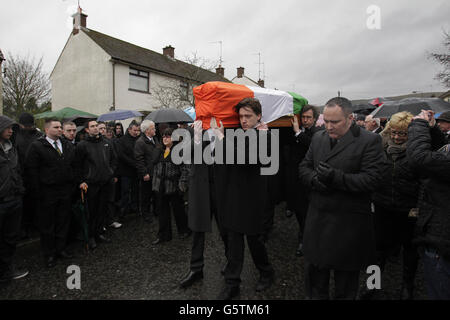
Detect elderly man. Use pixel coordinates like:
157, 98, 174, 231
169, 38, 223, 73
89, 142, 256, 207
365, 115, 382, 134
299, 97, 384, 299
134, 120, 161, 222
436, 111, 450, 143
0, 115, 28, 282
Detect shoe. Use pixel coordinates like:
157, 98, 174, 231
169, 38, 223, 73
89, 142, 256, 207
152, 238, 168, 245
217, 286, 240, 300
179, 230, 192, 240
285, 209, 294, 218
0, 267, 29, 282
96, 234, 112, 243
296, 243, 304, 257
179, 270, 203, 288
46, 256, 56, 268
88, 237, 97, 250
57, 250, 73, 259
255, 273, 275, 292
109, 221, 122, 229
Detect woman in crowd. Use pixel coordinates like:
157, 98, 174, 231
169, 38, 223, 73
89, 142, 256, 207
151, 128, 191, 244
369, 111, 420, 299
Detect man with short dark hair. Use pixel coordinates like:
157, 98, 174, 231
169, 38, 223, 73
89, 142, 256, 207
62, 121, 77, 145
0, 115, 28, 282
74, 120, 118, 249
25, 118, 76, 267
116, 121, 140, 219
98, 121, 107, 136
289, 105, 321, 257
216, 97, 275, 300
299, 97, 383, 299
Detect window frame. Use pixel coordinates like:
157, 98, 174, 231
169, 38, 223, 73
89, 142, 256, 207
128, 67, 150, 93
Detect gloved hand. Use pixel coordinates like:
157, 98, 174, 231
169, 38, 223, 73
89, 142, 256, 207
179, 181, 188, 193
316, 161, 335, 185
311, 175, 329, 192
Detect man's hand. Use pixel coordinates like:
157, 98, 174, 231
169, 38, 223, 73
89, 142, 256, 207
143, 174, 150, 182
194, 120, 202, 144
210, 117, 225, 140
256, 120, 268, 130
79, 182, 88, 192
291, 115, 300, 134
113, 177, 118, 183
311, 175, 328, 192
316, 161, 335, 184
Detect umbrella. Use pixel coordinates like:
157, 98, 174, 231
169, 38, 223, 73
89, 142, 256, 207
352, 103, 377, 115
183, 106, 196, 121
34, 107, 97, 120
72, 190, 90, 252
97, 109, 143, 122
370, 98, 450, 118
145, 108, 193, 123
370, 97, 385, 106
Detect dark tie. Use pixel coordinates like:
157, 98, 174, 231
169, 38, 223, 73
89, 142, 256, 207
53, 141, 62, 156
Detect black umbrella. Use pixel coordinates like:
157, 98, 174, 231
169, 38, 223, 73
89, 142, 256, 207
145, 108, 193, 123
72, 190, 90, 252
370, 98, 450, 118
352, 103, 377, 115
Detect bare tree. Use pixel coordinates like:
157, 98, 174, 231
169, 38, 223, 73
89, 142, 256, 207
2, 53, 51, 118
429, 30, 450, 88
152, 52, 218, 109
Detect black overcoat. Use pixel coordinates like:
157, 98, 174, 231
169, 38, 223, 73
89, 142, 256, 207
299, 124, 384, 271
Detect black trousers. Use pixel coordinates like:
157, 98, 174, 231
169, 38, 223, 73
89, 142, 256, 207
294, 199, 309, 243
224, 230, 274, 288
0, 197, 22, 275
373, 205, 419, 288
139, 180, 155, 218
120, 176, 138, 214
87, 182, 114, 239
190, 217, 228, 273
156, 191, 189, 241
304, 260, 360, 300
37, 186, 72, 258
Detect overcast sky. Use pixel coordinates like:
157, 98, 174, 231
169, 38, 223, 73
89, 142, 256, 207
1, 0, 449, 105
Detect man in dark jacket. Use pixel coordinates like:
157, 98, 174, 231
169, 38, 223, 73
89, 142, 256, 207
134, 120, 161, 222
407, 110, 450, 300
14, 113, 43, 239
216, 98, 275, 300
62, 121, 77, 146
74, 120, 118, 249
0, 115, 28, 282
179, 119, 229, 289
436, 111, 450, 143
25, 118, 75, 267
288, 105, 321, 257
116, 121, 140, 218
299, 97, 384, 299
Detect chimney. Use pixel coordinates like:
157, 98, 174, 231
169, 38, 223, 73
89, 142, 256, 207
257, 79, 265, 88
215, 65, 224, 77
72, 6, 88, 35
163, 45, 175, 59
237, 67, 244, 78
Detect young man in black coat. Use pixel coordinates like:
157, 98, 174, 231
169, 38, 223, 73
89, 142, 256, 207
25, 118, 76, 267
116, 121, 140, 218
74, 120, 118, 249
215, 98, 275, 300
299, 97, 384, 300
0, 115, 28, 282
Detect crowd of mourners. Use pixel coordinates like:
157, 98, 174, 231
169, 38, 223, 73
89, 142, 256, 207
0, 96, 449, 300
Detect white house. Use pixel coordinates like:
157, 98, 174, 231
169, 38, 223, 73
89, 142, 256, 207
231, 67, 265, 88
50, 7, 229, 118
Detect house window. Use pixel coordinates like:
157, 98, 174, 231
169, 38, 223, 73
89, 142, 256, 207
129, 68, 149, 92
180, 81, 189, 100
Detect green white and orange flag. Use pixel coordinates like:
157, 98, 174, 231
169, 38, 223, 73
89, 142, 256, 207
193, 82, 308, 129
